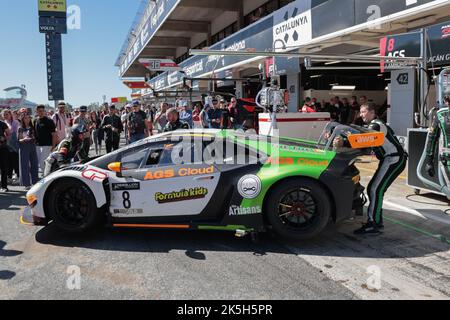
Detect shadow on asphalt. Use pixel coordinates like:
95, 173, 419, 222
35, 223, 286, 257
33, 210, 450, 260
0, 240, 22, 281
0, 189, 28, 210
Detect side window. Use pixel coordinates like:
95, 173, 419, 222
121, 146, 150, 170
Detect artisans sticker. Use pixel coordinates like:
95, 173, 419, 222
229, 205, 262, 216
112, 182, 141, 191
155, 187, 208, 204
237, 175, 262, 199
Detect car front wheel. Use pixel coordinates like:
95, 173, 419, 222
47, 179, 103, 233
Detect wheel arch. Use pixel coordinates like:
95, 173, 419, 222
43, 177, 108, 219
262, 175, 337, 224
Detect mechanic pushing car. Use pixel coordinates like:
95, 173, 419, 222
163, 107, 190, 132
425, 96, 450, 179
43, 124, 89, 177
335, 103, 407, 235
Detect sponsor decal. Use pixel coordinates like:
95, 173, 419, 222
155, 188, 208, 204
113, 209, 144, 215
81, 168, 107, 182
348, 132, 385, 149
229, 205, 262, 216
237, 175, 262, 199
112, 182, 140, 191
267, 157, 329, 166
271, 143, 325, 154
144, 166, 215, 181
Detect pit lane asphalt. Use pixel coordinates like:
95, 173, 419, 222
0, 154, 449, 300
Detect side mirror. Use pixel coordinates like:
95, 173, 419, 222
108, 162, 122, 177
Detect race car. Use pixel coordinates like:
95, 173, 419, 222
22, 126, 384, 240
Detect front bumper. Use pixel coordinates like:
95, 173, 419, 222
21, 207, 48, 226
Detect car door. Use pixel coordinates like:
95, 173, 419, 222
108, 139, 221, 219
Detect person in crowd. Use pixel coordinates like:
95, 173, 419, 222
101, 105, 123, 153
340, 98, 351, 125
228, 97, 239, 129
90, 111, 102, 156
52, 101, 70, 144
0, 115, 11, 192
121, 104, 131, 144
71, 108, 80, 126
73, 106, 92, 159
34, 105, 57, 176
207, 98, 223, 129
220, 99, 233, 129
154, 102, 169, 132
301, 98, 316, 113
200, 104, 210, 129
311, 98, 322, 112
179, 101, 194, 128
17, 113, 39, 191
192, 103, 202, 128
127, 101, 150, 143
163, 108, 190, 133
2, 110, 20, 183
145, 104, 155, 136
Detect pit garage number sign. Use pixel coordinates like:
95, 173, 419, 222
139, 59, 182, 72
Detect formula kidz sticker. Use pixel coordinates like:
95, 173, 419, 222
155, 187, 208, 204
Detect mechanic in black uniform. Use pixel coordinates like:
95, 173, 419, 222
355, 103, 407, 235
163, 108, 190, 133
334, 103, 407, 234
43, 124, 88, 177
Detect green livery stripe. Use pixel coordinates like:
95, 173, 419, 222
198, 225, 253, 232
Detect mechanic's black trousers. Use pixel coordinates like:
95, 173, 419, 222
367, 155, 407, 224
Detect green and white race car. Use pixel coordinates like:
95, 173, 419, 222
23, 125, 384, 240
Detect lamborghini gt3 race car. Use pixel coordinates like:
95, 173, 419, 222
22, 126, 384, 240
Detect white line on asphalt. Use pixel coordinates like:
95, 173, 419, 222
384, 200, 450, 226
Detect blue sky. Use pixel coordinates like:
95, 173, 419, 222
0, 0, 140, 106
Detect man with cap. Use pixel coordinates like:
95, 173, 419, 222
74, 106, 93, 159
52, 101, 71, 143
101, 104, 123, 153
127, 101, 151, 143
179, 101, 194, 128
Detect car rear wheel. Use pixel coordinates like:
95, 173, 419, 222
266, 178, 331, 240
47, 179, 103, 233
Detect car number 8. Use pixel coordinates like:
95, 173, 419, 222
122, 192, 131, 209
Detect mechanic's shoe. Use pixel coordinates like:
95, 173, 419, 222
354, 222, 382, 235
0, 188, 9, 193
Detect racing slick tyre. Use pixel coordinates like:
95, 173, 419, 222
47, 179, 103, 233
266, 178, 331, 241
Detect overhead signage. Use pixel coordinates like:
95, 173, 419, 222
39, 16, 67, 34
379, 20, 450, 72
38, 0, 67, 17
273, 0, 312, 52
123, 81, 151, 89
139, 58, 181, 72
45, 33, 64, 101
